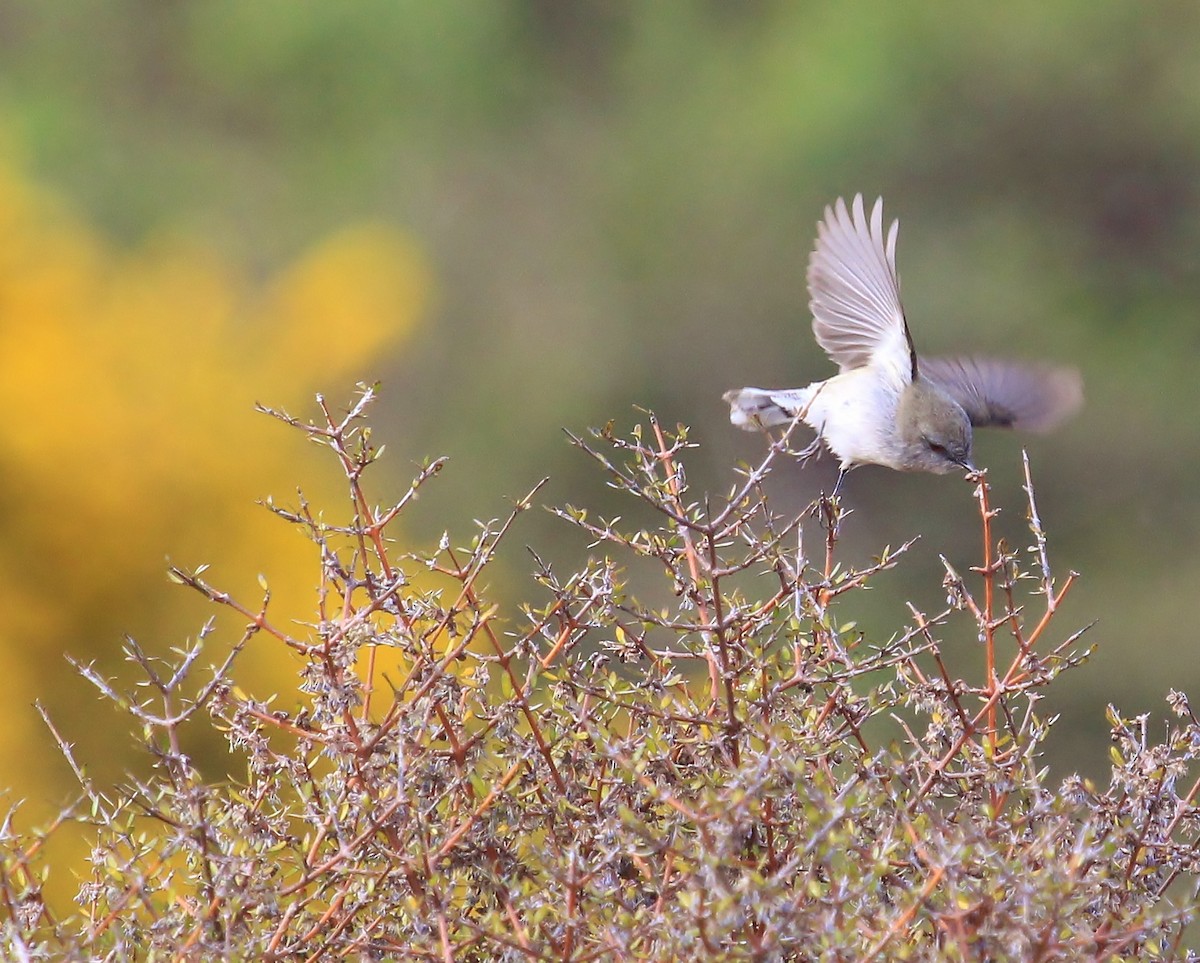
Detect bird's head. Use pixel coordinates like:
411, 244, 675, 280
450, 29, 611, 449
898, 379, 976, 475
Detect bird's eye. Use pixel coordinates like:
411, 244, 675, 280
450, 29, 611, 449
924, 437, 948, 456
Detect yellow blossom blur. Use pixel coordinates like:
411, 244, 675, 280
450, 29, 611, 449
0, 158, 431, 818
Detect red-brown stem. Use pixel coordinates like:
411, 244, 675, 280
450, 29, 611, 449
649, 417, 739, 755
973, 474, 998, 802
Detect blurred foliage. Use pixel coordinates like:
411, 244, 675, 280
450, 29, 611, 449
0, 157, 429, 814
0, 0, 1199, 887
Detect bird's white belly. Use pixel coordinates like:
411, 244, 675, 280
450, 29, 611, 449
802, 368, 902, 469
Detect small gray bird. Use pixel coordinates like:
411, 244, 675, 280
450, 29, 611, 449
724, 195, 1082, 487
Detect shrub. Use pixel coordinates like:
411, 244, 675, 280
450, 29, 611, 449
3, 387, 1198, 960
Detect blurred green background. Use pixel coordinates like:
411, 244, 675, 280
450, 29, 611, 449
2, 0, 1199, 897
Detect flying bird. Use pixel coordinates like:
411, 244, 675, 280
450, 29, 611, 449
724, 195, 1082, 488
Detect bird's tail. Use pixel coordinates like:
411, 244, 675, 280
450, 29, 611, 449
723, 387, 813, 430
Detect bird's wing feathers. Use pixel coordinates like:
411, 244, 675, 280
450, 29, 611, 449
803, 195, 1083, 436
807, 194, 914, 377
920, 356, 1083, 432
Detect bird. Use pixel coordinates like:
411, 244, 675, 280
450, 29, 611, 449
723, 194, 1082, 491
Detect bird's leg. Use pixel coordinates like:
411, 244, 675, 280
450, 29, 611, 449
815, 467, 850, 542
787, 415, 826, 464
797, 433, 824, 462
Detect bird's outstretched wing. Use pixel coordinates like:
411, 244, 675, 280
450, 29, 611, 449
920, 356, 1083, 432
807, 194, 915, 378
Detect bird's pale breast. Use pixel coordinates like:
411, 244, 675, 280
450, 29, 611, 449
802, 367, 905, 470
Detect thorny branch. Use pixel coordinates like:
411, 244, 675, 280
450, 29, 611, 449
8, 389, 1198, 961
